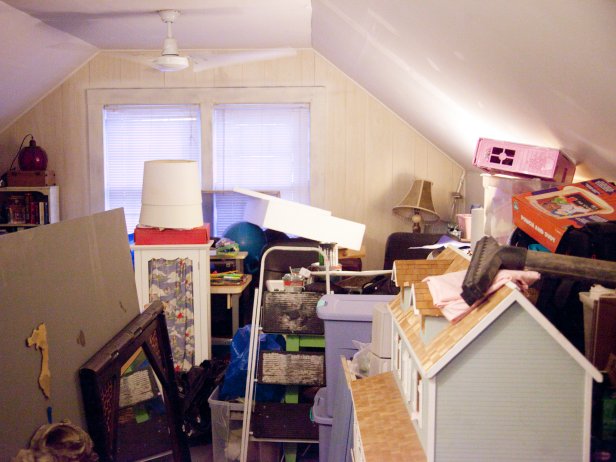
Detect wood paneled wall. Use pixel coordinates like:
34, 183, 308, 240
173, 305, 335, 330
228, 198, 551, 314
0, 49, 464, 269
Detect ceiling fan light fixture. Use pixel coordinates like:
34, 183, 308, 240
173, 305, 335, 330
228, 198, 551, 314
151, 55, 190, 72
162, 37, 180, 56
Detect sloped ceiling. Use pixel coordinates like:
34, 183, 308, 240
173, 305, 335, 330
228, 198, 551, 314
312, 0, 616, 180
1, 0, 616, 179
0, 1, 96, 131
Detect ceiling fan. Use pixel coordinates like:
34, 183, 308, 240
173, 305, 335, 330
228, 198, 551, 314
131, 9, 297, 72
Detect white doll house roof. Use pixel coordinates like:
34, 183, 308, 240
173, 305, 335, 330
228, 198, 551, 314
389, 247, 602, 382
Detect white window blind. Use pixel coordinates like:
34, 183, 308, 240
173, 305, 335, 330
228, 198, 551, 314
103, 104, 201, 233
212, 103, 310, 236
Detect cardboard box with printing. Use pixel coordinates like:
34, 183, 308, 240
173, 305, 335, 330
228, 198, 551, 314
512, 178, 616, 252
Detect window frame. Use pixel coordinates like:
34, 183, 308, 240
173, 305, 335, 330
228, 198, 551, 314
87, 87, 325, 217
412, 370, 423, 426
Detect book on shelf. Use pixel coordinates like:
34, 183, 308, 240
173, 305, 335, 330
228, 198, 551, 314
39, 201, 49, 224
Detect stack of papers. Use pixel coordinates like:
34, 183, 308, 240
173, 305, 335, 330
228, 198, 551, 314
211, 271, 245, 286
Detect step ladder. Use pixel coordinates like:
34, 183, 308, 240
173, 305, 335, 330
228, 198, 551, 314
240, 246, 332, 462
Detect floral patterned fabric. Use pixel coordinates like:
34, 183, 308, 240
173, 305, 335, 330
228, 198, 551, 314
148, 257, 194, 372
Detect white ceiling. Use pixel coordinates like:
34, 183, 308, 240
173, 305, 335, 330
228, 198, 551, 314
1, 0, 615, 179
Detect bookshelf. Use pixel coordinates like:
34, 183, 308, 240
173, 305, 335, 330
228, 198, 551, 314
0, 186, 59, 233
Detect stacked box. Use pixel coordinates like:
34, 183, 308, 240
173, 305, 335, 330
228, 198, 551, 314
483, 173, 556, 245
474, 138, 575, 183
133, 223, 210, 244
512, 178, 616, 252
8, 170, 56, 186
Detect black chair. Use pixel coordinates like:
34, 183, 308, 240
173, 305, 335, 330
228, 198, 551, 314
259, 238, 321, 283
382, 232, 443, 270
341, 232, 443, 295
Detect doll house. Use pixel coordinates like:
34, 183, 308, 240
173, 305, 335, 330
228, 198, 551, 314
351, 248, 602, 462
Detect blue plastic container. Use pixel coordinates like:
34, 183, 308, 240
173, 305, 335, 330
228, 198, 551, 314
316, 294, 395, 417
312, 387, 333, 462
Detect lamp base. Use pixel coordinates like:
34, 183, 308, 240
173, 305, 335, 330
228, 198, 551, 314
411, 210, 423, 233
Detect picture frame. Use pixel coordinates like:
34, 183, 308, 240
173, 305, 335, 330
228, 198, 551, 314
79, 300, 190, 461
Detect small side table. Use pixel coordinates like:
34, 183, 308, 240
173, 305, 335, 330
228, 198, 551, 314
211, 274, 252, 344
210, 250, 248, 274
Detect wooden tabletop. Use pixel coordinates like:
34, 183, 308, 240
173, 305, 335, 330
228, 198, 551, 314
210, 274, 252, 294
210, 250, 248, 260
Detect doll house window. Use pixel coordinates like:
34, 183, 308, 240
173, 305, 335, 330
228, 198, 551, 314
412, 371, 423, 425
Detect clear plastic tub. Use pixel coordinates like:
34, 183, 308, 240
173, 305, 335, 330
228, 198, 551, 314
482, 174, 555, 244
312, 387, 333, 462
208, 386, 244, 462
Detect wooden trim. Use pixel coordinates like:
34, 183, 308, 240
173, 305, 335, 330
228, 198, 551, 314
426, 378, 436, 462
582, 374, 592, 462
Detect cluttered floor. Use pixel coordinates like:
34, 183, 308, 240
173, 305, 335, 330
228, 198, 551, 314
183, 337, 321, 462
189, 442, 320, 461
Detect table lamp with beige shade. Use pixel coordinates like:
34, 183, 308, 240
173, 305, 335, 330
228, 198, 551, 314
393, 179, 440, 232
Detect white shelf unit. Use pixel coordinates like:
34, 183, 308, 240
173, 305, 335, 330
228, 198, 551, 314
0, 185, 59, 231
132, 242, 213, 364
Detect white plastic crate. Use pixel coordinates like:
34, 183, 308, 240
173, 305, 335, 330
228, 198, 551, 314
208, 387, 280, 462
482, 174, 555, 244
208, 386, 244, 462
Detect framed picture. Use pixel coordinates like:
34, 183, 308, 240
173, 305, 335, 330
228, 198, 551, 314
79, 301, 190, 461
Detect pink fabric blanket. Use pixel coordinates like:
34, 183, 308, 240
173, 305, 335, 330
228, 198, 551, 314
423, 269, 540, 323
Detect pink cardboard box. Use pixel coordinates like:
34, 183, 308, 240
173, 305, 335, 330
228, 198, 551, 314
474, 138, 575, 183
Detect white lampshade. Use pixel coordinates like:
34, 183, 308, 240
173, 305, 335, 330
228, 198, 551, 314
139, 160, 203, 229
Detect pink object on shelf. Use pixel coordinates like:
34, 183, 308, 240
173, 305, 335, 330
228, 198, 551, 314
456, 213, 472, 240
473, 138, 575, 183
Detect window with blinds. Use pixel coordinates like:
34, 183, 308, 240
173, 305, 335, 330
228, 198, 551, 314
212, 103, 310, 236
103, 104, 201, 233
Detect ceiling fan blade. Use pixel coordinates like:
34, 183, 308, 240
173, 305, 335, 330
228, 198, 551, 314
189, 48, 297, 72
108, 52, 159, 67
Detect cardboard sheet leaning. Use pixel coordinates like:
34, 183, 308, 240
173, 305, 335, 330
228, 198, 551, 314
0, 209, 140, 457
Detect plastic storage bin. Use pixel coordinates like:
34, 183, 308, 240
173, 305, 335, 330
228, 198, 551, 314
317, 294, 395, 416
312, 387, 333, 462
208, 386, 244, 462
370, 302, 392, 358
482, 173, 555, 245
208, 386, 280, 462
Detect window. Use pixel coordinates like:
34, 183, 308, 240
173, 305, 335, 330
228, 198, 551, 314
395, 334, 402, 379
103, 104, 201, 232
412, 371, 423, 425
211, 103, 310, 236
401, 349, 411, 403
89, 87, 322, 235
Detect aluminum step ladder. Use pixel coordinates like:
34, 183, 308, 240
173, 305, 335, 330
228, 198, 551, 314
240, 246, 332, 462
